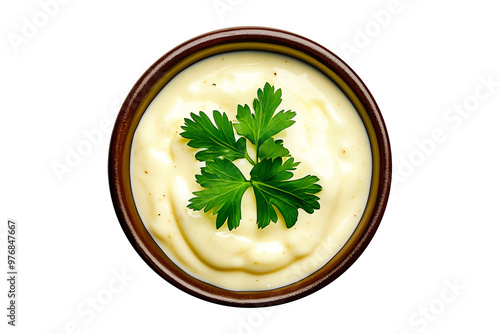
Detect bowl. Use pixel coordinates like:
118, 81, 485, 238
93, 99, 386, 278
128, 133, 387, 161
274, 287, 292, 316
108, 26, 391, 307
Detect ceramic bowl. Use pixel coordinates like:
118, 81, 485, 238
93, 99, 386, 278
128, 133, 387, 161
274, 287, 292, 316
108, 27, 391, 307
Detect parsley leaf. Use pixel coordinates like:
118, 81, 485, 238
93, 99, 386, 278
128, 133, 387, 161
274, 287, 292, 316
180, 83, 322, 230
187, 158, 251, 230
180, 110, 252, 163
250, 158, 322, 229
234, 83, 296, 159
258, 138, 290, 161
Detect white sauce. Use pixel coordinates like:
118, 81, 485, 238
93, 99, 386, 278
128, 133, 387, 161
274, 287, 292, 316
130, 51, 372, 291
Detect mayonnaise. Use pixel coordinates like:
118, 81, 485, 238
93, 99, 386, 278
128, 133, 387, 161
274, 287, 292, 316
130, 51, 372, 291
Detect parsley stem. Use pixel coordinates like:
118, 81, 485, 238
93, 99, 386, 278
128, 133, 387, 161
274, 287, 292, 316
245, 152, 256, 166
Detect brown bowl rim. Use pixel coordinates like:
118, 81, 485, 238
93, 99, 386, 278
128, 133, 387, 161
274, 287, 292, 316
108, 26, 391, 307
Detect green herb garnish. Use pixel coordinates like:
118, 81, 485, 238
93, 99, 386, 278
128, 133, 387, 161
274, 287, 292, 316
180, 83, 322, 230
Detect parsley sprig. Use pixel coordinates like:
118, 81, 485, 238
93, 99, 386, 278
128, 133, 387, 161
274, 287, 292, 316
180, 83, 322, 230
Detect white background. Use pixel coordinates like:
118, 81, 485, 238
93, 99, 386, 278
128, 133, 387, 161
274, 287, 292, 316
2, 0, 499, 333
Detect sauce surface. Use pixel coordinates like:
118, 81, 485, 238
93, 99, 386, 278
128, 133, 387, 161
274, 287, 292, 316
130, 51, 372, 290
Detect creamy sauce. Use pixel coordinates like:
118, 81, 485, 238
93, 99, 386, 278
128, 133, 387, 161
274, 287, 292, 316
130, 51, 372, 291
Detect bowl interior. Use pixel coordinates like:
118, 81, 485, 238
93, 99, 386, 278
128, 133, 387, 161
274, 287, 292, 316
109, 27, 391, 307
